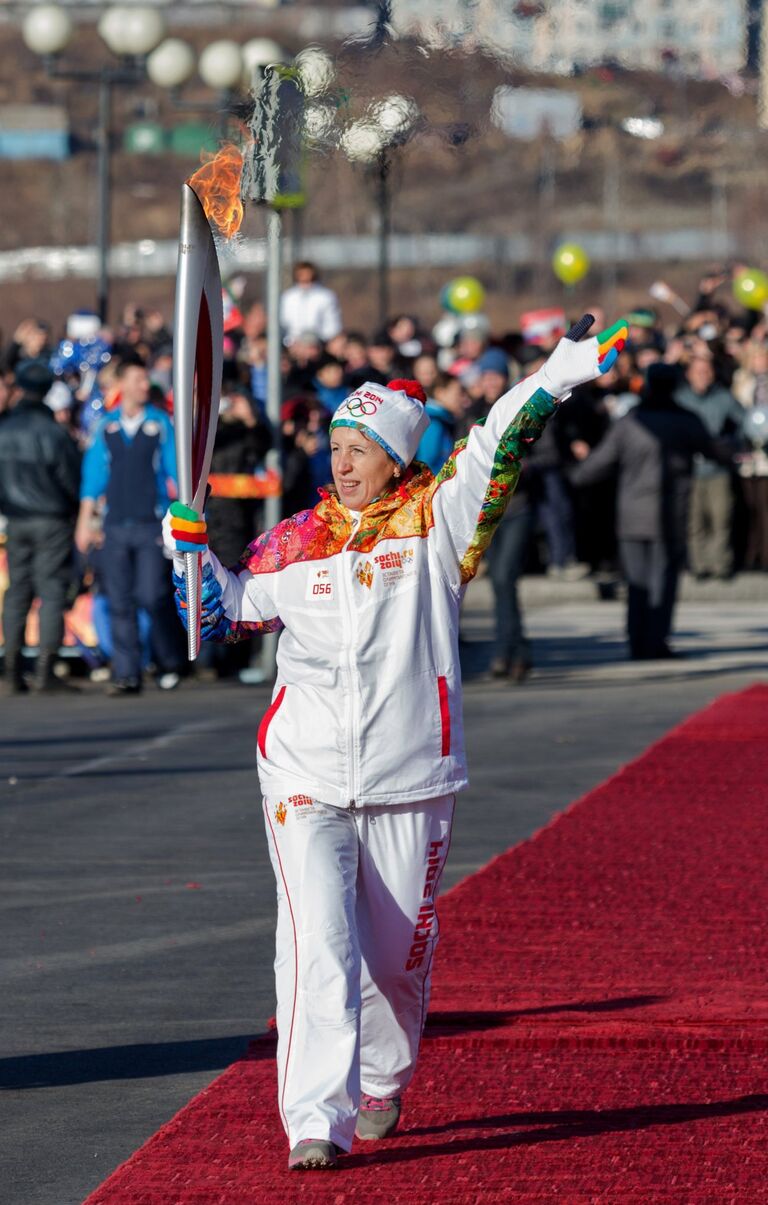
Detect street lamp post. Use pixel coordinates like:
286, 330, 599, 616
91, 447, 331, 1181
22, 10, 272, 322
22, 4, 166, 323
375, 149, 392, 327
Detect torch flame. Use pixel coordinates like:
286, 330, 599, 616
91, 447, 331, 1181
186, 144, 244, 240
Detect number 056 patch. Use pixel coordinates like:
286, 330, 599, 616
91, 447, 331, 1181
305, 567, 334, 601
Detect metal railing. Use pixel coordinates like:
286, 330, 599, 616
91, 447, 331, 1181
0, 228, 738, 284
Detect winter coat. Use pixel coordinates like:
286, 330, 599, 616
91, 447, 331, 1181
570, 401, 717, 550
674, 383, 744, 478
190, 378, 558, 808
416, 402, 456, 475
0, 397, 81, 519
206, 418, 271, 567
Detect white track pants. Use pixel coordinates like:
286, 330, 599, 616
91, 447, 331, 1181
263, 793, 455, 1151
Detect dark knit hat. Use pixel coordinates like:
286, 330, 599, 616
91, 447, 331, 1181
16, 359, 55, 399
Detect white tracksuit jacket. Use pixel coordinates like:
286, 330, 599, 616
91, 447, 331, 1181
188, 370, 561, 807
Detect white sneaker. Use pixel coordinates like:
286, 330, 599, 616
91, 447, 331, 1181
157, 672, 180, 691
355, 1093, 402, 1140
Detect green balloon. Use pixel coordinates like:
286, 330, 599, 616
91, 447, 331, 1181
733, 269, 768, 312
552, 243, 590, 286
445, 276, 486, 314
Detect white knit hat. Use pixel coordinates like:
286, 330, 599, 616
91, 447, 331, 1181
330, 379, 430, 468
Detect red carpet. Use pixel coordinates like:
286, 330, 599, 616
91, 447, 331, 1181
84, 687, 768, 1203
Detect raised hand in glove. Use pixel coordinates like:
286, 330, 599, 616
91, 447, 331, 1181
539, 318, 628, 401
163, 501, 208, 556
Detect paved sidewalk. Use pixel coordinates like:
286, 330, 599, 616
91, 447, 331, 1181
463, 572, 768, 683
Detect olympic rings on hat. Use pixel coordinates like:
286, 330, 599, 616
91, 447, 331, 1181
343, 397, 379, 417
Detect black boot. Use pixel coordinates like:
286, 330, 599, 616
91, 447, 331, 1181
33, 650, 79, 693
2, 645, 28, 695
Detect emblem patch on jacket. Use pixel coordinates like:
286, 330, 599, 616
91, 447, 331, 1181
305, 566, 334, 601
374, 547, 415, 588
355, 560, 374, 589
275, 801, 287, 826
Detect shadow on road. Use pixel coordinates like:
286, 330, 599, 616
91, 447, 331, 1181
0, 1035, 262, 1090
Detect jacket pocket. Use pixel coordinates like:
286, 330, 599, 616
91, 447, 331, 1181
437, 676, 451, 757
258, 685, 286, 758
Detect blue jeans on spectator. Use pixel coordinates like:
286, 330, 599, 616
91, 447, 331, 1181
91, 592, 152, 668
101, 521, 179, 682
539, 468, 575, 568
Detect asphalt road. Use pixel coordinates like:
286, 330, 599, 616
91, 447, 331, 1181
1, 591, 765, 1205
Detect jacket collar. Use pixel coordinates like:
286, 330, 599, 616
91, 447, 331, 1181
316, 462, 433, 528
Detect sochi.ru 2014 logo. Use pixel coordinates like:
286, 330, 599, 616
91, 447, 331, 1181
275, 801, 287, 826
289, 795, 313, 808
355, 560, 374, 589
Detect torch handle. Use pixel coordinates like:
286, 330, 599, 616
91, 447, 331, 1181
184, 549, 201, 662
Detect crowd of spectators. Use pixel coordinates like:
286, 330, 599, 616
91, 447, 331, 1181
2, 260, 768, 693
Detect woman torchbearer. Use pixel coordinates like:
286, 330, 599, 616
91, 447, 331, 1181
164, 319, 626, 1170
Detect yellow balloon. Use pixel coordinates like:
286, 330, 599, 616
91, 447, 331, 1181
552, 243, 590, 286
733, 269, 768, 312
446, 276, 486, 314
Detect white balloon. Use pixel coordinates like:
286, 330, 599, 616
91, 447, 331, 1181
459, 313, 491, 335
199, 40, 245, 90
22, 5, 73, 56
147, 39, 196, 89
744, 405, 768, 446
432, 315, 461, 348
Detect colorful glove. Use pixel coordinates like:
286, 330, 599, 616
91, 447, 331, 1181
167, 501, 208, 555
172, 562, 229, 641
539, 318, 628, 399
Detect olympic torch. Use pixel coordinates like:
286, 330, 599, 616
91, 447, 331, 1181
172, 183, 224, 660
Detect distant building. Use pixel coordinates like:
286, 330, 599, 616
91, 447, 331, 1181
0, 105, 69, 160
392, 0, 748, 78
491, 87, 582, 140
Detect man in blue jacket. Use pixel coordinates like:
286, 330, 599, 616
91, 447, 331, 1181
76, 360, 180, 694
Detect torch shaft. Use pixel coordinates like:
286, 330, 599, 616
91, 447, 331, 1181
172, 182, 224, 662
184, 550, 200, 661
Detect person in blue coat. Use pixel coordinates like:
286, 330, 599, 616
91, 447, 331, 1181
75, 359, 181, 694
415, 373, 470, 475
312, 354, 349, 415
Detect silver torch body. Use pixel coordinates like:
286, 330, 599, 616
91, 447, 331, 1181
172, 183, 224, 660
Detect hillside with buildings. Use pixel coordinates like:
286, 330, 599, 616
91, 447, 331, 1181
0, 0, 766, 328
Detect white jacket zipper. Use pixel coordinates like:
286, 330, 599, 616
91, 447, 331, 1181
338, 512, 361, 808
